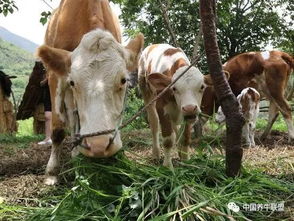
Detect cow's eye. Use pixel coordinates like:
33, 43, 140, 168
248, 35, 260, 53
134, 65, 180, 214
69, 80, 75, 86
200, 84, 205, 91
172, 87, 177, 92
121, 78, 127, 84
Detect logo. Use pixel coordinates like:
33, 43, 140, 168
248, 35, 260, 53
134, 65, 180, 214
227, 202, 240, 212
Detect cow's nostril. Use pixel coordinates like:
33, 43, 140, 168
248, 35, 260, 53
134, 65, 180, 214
81, 139, 91, 149
182, 105, 197, 113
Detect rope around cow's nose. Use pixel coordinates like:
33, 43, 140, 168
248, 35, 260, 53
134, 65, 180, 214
71, 59, 200, 149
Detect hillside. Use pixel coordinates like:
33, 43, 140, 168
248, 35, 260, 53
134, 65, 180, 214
0, 26, 39, 53
0, 38, 35, 103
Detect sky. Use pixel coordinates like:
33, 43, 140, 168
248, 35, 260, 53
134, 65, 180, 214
0, 0, 122, 45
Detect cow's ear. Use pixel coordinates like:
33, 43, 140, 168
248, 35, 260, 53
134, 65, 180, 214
204, 71, 230, 86
37, 45, 71, 76
125, 33, 144, 72
223, 70, 230, 80
148, 73, 171, 91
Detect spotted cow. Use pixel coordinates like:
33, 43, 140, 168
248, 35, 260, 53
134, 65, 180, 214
37, 0, 144, 185
216, 87, 260, 148
201, 50, 294, 141
138, 44, 211, 168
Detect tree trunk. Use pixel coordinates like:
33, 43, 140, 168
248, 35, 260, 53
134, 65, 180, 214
200, 0, 244, 177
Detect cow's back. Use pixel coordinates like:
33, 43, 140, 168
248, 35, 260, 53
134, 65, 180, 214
140, 44, 190, 78
45, 0, 121, 51
224, 52, 265, 95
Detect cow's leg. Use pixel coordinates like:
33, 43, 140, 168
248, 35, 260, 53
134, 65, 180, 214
157, 106, 175, 168
261, 102, 279, 140
242, 122, 251, 148
179, 122, 193, 160
264, 69, 294, 141
146, 103, 161, 159
44, 75, 66, 185
45, 125, 65, 185
274, 98, 294, 141
138, 75, 161, 159
267, 92, 294, 141
249, 122, 256, 147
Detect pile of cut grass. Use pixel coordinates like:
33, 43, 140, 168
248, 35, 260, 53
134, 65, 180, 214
20, 151, 293, 221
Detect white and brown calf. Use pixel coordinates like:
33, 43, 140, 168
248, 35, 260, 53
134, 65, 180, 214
201, 50, 294, 141
138, 44, 210, 168
216, 87, 260, 148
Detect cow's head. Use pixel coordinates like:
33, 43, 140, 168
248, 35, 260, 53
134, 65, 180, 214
38, 29, 144, 158
148, 66, 211, 118
215, 106, 226, 124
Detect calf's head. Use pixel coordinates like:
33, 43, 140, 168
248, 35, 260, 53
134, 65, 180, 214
38, 29, 144, 158
148, 66, 210, 118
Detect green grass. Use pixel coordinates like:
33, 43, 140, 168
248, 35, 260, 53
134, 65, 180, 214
16, 118, 36, 137
1, 151, 291, 221
256, 115, 288, 132
0, 118, 43, 147
0, 106, 292, 220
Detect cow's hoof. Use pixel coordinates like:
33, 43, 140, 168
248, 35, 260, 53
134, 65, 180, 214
179, 151, 190, 161
44, 176, 58, 185
152, 150, 160, 160
163, 160, 173, 170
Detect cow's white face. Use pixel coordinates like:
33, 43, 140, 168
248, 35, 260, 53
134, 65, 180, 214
215, 106, 226, 124
171, 66, 206, 117
148, 66, 207, 118
38, 29, 144, 158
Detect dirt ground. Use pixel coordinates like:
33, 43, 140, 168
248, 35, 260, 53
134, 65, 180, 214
0, 130, 293, 207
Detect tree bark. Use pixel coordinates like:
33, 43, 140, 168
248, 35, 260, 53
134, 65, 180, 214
200, 0, 244, 177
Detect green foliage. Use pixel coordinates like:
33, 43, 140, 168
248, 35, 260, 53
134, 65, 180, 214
256, 116, 288, 132
0, 0, 17, 16
123, 88, 148, 130
0, 118, 43, 147
20, 152, 293, 220
0, 38, 34, 103
112, 0, 293, 71
40, 11, 52, 25
17, 118, 35, 136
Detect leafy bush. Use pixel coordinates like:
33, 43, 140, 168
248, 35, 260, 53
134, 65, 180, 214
123, 88, 148, 130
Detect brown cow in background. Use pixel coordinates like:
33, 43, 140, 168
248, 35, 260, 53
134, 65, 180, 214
201, 50, 294, 142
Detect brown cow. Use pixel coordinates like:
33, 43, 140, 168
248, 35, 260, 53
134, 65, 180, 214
138, 44, 211, 168
37, 0, 144, 185
201, 50, 294, 141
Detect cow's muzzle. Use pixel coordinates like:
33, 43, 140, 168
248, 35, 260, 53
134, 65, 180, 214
78, 135, 121, 158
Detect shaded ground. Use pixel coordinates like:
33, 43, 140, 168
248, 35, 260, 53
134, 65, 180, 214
0, 129, 293, 210
0, 138, 72, 176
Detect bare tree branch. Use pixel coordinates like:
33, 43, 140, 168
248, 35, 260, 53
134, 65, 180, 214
191, 22, 203, 64
158, 0, 179, 47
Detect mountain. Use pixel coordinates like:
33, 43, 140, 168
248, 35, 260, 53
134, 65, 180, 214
0, 37, 35, 102
0, 26, 39, 53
